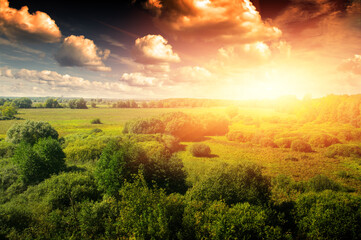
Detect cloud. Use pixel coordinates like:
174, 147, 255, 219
339, 54, 361, 75
55, 35, 111, 72
144, 0, 281, 44
171, 66, 212, 83
101, 34, 127, 49
0, 0, 61, 42
0, 67, 131, 92
0, 37, 45, 57
132, 34, 180, 64
120, 72, 161, 87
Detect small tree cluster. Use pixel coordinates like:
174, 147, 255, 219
68, 98, 88, 109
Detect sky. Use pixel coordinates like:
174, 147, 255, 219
0, 0, 360, 99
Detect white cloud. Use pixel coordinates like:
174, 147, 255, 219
0, 67, 132, 92
55, 35, 111, 72
339, 54, 361, 75
0, 0, 61, 42
171, 66, 212, 83
120, 72, 161, 87
132, 34, 180, 64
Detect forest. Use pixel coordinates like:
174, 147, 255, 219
0, 95, 361, 239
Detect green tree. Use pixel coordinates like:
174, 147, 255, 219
187, 163, 271, 206
0, 102, 17, 119
12, 98, 32, 108
44, 98, 61, 108
12, 138, 66, 184
6, 121, 59, 145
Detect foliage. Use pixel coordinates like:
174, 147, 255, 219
12, 138, 66, 184
6, 120, 59, 145
307, 174, 346, 192
295, 191, 361, 239
12, 97, 32, 108
308, 133, 340, 148
90, 118, 102, 124
68, 98, 88, 109
187, 163, 271, 206
63, 132, 111, 163
44, 98, 61, 108
183, 200, 283, 240
325, 143, 361, 158
189, 143, 211, 157
274, 137, 294, 148
0, 102, 17, 120
95, 140, 187, 196
112, 100, 138, 108
260, 137, 278, 148
123, 117, 165, 134
291, 140, 312, 153
114, 176, 185, 239
0, 141, 15, 158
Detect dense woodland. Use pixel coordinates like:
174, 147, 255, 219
1, 95, 361, 239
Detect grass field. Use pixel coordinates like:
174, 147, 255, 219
1, 106, 360, 193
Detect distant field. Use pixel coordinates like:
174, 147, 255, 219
0, 107, 228, 138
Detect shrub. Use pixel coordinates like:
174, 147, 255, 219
291, 140, 312, 152
200, 114, 229, 136
308, 134, 340, 148
44, 98, 61, 108
91, 118, 102, 124
226, 105, 239, 119
325, 143, 361, 158
260, 137, 278, 148
307, 174, 346, 192
114, 176, 185, 239
275, 137, 294, 148
295, 191, 361, 239
6, 120, 59, 145
0, 141, 15, 158
183, 200, 282, 240
95, 139, 187, 196
68, 98, 88, 109
189, 143, 211, 157
187, 163, 271, 205
123, 118, 165, 134
12, 138, 66, 184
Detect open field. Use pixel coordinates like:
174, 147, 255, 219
0, 107, 228, 138
2, 106, 360, 193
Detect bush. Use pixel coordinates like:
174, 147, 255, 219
295, 191, 361, 239
275, 138, 294, 148
183, 200, 282, 240
161, 112, 205, 141
90, 118, 102, 124
6, 121, 59, 145
307, 174, 346, 192
123, 118, 165, 134
0, 141, 15, 158
260, 137, 278, 148
187, 163, 271, 206
291, 140, 312, 153
12, 138, 66, 184
325, 143, 361, 158
114, 176, 185, 239
308, 134, 340, 148
189, 143, 211, 157
68, 98, 88, 109
200, 114, 229, 136
44, 98, 61, 108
